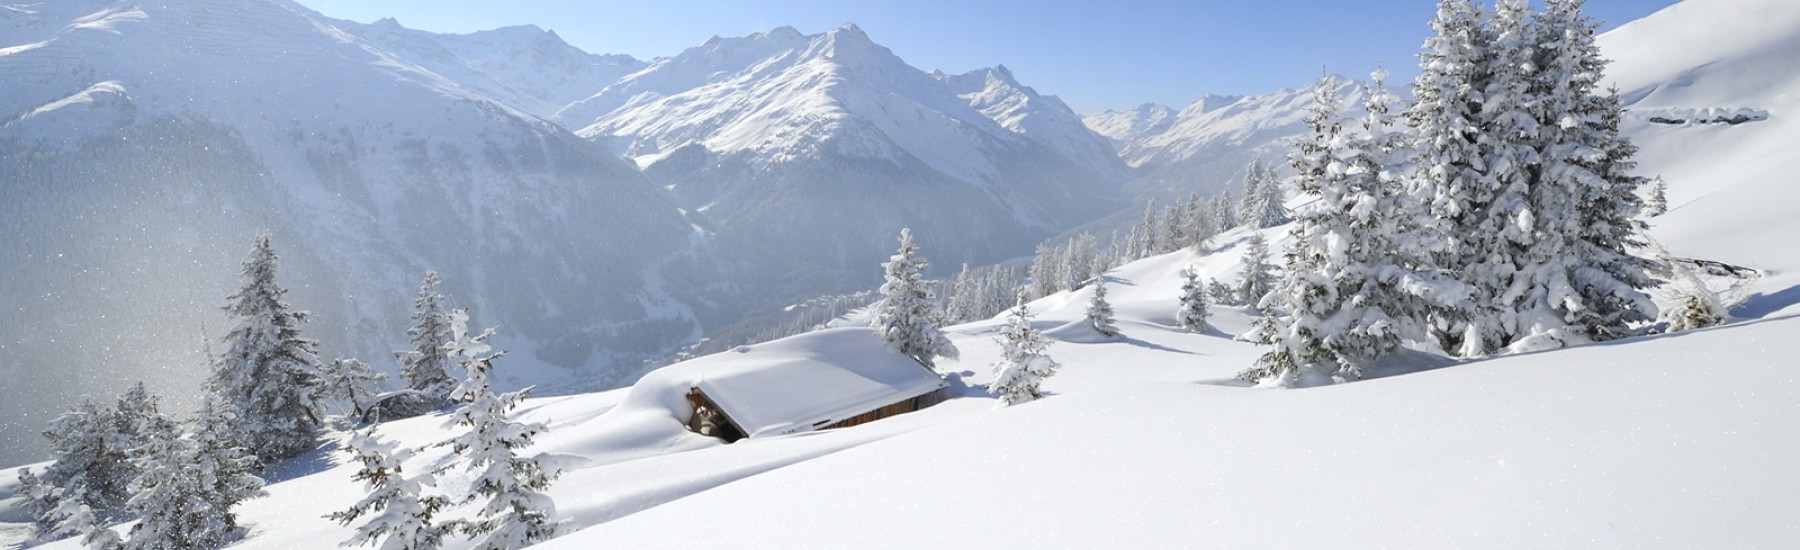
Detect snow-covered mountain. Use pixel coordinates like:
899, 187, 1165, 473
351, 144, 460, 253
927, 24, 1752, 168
1081, 101, 1176, 149
556, 24, 1130, 308
1083, 79, 1366, 203
329, 18, 646, 120
0, 0, 696, 467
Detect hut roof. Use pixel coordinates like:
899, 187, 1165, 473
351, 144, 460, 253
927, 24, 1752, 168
639, 327, 948, 438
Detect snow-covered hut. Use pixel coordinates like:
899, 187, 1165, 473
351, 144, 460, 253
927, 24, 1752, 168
640, 327, 950, 442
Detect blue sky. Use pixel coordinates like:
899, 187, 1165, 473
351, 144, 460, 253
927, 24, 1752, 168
294, 0, 1680, 114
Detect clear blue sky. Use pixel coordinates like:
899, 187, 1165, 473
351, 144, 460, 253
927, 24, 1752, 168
293, 0, 1681, 114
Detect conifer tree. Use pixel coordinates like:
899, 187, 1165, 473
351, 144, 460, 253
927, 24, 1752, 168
1236, 232, 1278, 312
211, 233, 323, 464
1136, 199, 1161, 257
1212, 190, 1237, 232
1408, 0, 1496, 356
1177, 266, 1211, 333
15, 467, 54, 535
945, 263, 977, 324
1187, 194, 1218, 251
34, 387, 171, 532
439, 310, 563, 549
1239, 161, 1289, 229
1238, 310, 1299, 386
1248, 73, 1463, 384
990, 295, 1059, 407
1206, 278, 1239, 307
397, 271, 457, 404
319, 358, 388, 420
1086, 277, 1120, 338
1539, 0, 1659, 342
1646, 176, 1668, 217
330, 427, 453, 550
126, 394, 266, 550
873, 228, 959, 370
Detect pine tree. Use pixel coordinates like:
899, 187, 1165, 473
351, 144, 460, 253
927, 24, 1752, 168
15, 467, 54, 535
1136, 199, 1161, 257
1187, 194, 1218, 251
990, 295, 1059, 407
397, 271, 457, 404
1646, 175, 1668, 217
1248, 73, 1463, 384
1028, 240, 1060, 299
1206, 278, 1239, 307
1212, 191, 1237, 232
1408, 0, 1497, 356
1160, 202, 1187, 253
1086, 278, 1120, 338
1236, 232, 1278, 312
1176, 266, 1211, 333
945, 264, 977, 324
211, 233, 323, 464
1239, 161, 1289, 229
1539, 0, 1660, 342
319, 358, 388, 420
329, 427, 454, 550
125, 394, 266, 550
1238, 310, 1299, 386
439, 310, 563, 549
873, 228, 959, 370
35, 391, 159, 531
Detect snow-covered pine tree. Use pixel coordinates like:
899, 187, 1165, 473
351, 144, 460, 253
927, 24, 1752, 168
1212, 190, 1237, 232
1160, 201, 1188, 254
1206, 278, 1239, 307
990, 295, 1060, 407
1136, 199, 1161, 258
439, 309, 564, 549
1066, 233, 1097, 290
1186, 194, 1218, 251
126, 394, 266, 550
874, 228, 959, 370
1537, 0, 1659, 342
945, 263, 977, 324
319, 358, 388, 420
34, 397, 138, 531
14, 467, 54, 536
1086, 277, 1120, 338
397, 271, 457, 404
330, 426, 454, 550
1407, 0, 1501, 356
1028, 240, 1060, 299
1646, 175, 1668, 217
1238, 310, 1299, 386
1248, 72, 1462, 384
1177, 266, 1211, 333
210, 233, 323, 464
1239, 161, 1289, 229
1236, 232, 1278, 313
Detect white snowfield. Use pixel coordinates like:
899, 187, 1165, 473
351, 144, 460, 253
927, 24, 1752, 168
8, 0, 1800, 547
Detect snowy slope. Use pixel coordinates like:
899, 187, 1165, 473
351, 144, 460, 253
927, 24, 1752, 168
1599, 0, 1800, 306
0, 0, 695, 467
329, 18, 645, 120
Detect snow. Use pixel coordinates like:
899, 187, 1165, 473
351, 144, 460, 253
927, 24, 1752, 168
7, 1, 1800, 548
630, 327, 946, 438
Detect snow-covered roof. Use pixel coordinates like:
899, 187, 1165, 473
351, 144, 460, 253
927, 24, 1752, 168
635, 327, 947, 438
